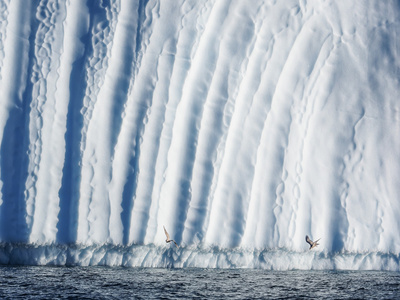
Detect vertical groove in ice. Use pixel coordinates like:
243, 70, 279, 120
27, 0, 68, 243
0, 0, 31, 242
78, 0, 120, 244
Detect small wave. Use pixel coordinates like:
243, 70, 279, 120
0, 243, 398, 271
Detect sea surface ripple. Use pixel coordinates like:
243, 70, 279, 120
0, 266, 399, 299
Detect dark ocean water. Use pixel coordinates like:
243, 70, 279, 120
0, 266, 399, 299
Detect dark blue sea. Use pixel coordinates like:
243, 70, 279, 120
0, 266, 399, 299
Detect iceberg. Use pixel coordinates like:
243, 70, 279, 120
0, 0, 399, 270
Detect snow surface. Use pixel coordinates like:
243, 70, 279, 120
0, 0, 399, 270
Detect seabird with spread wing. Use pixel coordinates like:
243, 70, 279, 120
163, 226, 179, 248
305, 235, 320, 250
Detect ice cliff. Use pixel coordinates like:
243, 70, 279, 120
0, 0, 399, 269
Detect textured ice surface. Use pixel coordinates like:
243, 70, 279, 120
0, 0, 399, 269
0, 243, 399, 271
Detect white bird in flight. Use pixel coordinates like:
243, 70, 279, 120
305, 235, 320, 250
163, 226, 179, 248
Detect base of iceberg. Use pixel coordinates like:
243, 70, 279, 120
0, 244, 398, 271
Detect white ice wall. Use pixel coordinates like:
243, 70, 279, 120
0, 0, 399, 256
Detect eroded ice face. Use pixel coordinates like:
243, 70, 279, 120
0, 0, 399, 267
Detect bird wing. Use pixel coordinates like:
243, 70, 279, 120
314, 238, 321, 243
172, 240, 180, 248
305, 235, 313, 246
163, 226, 170, 240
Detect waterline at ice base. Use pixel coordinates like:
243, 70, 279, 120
0, 0, 399, 270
